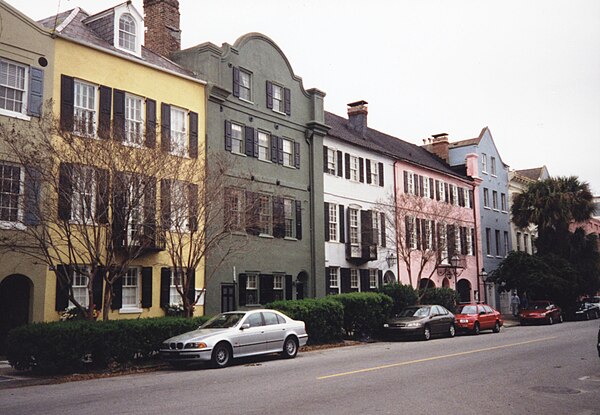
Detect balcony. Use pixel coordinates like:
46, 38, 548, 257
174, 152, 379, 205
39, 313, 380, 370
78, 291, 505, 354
346, 242, 377, 265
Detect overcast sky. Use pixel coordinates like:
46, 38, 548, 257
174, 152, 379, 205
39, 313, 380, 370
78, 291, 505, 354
7, 0, 600, 193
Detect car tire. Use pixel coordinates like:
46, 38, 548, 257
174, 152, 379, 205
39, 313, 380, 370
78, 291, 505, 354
493, 321, 501, 333
211, 342, 232, 368
281, 336, 298, 359
595, 311, 599, 319
473, 322, 480, 335
585, 312, 590, 321
548, 316, 554, 325
448, 324, 456, 338
558, 314, 563, 323
423, 325, 431, 341
520, 319, 527, 326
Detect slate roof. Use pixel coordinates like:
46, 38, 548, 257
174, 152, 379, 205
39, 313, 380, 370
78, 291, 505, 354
324, 111, 470, 181
37, 8, 196, 78
516, 167, 546, 181
448, 127, 488, 149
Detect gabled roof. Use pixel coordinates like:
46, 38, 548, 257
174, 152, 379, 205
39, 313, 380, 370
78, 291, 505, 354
325, 111, 470, 181
449, 127, 487, 149
516, 166, 549, 181
37, 7, 196, 78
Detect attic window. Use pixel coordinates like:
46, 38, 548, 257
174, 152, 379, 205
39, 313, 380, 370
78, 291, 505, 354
119, 14, 136, 52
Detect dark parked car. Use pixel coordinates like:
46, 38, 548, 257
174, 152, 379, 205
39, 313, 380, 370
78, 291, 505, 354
565, 301, 600, 321
454, 303, 503, 334
383, 305, 455, 340
597, 326, 600, 358
519, 301, 563, 325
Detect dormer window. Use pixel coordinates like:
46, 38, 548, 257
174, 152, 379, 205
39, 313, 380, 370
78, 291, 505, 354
119, 14, 136, 52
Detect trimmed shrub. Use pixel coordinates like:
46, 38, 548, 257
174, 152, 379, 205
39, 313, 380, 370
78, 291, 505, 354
267, 298, 344, 344
378, 283, 418, 315
5, 316, 210, 375
328, 292, 393, 339
419, 287, 460, 312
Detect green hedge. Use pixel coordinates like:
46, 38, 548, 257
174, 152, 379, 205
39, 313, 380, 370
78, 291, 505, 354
378, 283, 418, 315
419, 287, 460, 312
267, 298, 344, 344
328, 292, 393, 339
5, 316, 210, 375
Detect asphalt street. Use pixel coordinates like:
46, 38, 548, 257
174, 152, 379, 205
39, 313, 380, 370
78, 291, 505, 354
1, 320, 599, 415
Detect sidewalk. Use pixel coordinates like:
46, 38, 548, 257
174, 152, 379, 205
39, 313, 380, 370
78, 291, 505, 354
502, 314, 520, 327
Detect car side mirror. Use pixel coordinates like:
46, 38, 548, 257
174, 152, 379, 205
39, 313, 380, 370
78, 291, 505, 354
240, 323, 250, 330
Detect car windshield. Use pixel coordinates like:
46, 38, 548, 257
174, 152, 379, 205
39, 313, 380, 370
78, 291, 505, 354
527, 302, 550, 310
456, 305, 478, 314
201, 312, 245, 329
399, 307, 430, 317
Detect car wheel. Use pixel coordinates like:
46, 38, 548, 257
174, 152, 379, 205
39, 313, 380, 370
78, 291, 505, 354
493, 321, 501, 333
585, 312, 590, 321
595, 311, 599, 319
548, 316, 554, 325
448, 324, 456, 338
473, 322, 480, 335
558, 314, 564, 323
423, 325, 431, 341
520, 319, 527, 326
211, 342, 231, 368
281, 336, 298, 359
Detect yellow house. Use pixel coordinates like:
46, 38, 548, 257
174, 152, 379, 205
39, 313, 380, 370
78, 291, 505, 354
0, 0, 207, 339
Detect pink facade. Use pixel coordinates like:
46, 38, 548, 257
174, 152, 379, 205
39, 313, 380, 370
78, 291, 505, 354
394, 159, 483, 303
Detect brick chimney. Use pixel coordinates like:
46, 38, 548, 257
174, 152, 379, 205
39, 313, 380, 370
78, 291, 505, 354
347, 100, 368, 138
430, 133, 449, 162
143, 0, 181, 58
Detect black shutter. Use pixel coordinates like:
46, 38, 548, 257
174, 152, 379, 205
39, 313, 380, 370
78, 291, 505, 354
273, 197, 285, 238
141, 267, 153, 308
160, 179, 171, 231
145, 98, 156, 148
98, 86, 112, 139
435, 180, 440, 201
295, 200, 302, 240
294, 141, 300, 168
111, 273, 123, 310
449, 185, 455, 205
93, 267, 104, 310
277, 136, 284, 165
189, 111, 198, 158
405, 216, 411, 249
55, 265, 71, 311
337, 151, 343, 177
272, 135, 279, 163
112, 88, 125, 141
27, 67, 44, 117
160, 267, 171, 308
245, 126, 254, 157
418, 175, 424, 197
429, 178, 435, 199
144, 176, 157, 246
253, 129, 259, 158
378, 162, 384, 186
458, 188, 465, 207
60, 75, 74, 131
58, 163, 72, 221
23, 167, 41, 226
238, 274, 247, 306
345, 153, 350, 179
232, 67, 240, 98
444, 183, 449, 203
161, 103, 171, 152
360, 269, 369, 293
324, 202, 330, 242
361, 210, 373, 247
259, 275, 274, 305
359, 158, 364, 183
285, 275, 293, 300
325, 267, 330, 294
340, 268, 351, 293
187, 270, 196, 305
188, 183, 198, 232
96, 168, 109, 224
224, 120, 232, 151
339, 204, 345, 243
447, 225, 456, 257
404, 171, 409, 193
421, 218, 427, 250
266, 81, 273, 109
366, 160, 372, 184
112, 172, 126, 248
460, 227, 467, 255
469, 190, 474, 208
323, 146, 328, 173
284, 87, 291, 115
415, 218, 421, 250
380, 212, 386, 248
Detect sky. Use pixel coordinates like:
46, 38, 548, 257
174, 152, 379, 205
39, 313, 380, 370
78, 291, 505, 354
6, 0, 600, 193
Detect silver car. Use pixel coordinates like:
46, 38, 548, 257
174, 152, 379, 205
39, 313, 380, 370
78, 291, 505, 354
160, 309, 308, 368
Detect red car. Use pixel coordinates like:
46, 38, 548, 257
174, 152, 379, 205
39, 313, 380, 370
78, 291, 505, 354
454, 303, 503, 334
519, 301, 563, 325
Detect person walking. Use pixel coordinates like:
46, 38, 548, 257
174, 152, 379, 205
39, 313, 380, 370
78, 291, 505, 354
511, 293, 521, 317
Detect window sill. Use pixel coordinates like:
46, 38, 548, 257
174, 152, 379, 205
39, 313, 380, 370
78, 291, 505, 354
231, 151, 247, 157
258, 158, 272, 163
0, 221, 26, 231
284, 237, 298, 241
119, 307, 143, 314
239, 98, 254, 105
259, 233, 274, 239
0, 109, 31, 121
272, 109, 287, 116
483, 206, 491, 210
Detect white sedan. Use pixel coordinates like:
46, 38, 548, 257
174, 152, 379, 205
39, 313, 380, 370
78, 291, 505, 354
160, 309, 308, 368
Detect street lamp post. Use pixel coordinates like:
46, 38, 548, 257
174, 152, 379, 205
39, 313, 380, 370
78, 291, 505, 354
480, 268, 488, 304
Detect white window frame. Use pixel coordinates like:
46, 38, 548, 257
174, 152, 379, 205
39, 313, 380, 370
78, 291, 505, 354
170, 106, 188, 157
70, 266, 89, 308
370, 160, 379, 185
350, 269, 359, 289
423, 176, 430, 198
125, 93, 144, 146
350, 156, 359, 182
273, 274, 284, 301
328, 203, 338, 242
0, 162, 24, 227
272, 83, 284, 113
491, 156, 497, 176
239, 69, 252, 102
326, 148, 336, 175
524, 234, 530, 254
516, 232, 522, 251
486, 228, 492, 256
481, 153, 488, 174
466, 227, 473, 256
170, 180, 189, 232
231, 123, 244, 155
258, 194, 272, 236
118, 14, 137, 52
451, 184, 459, 206
71, 165, 97, 224
258, 131, 271, 161
501, 193, 507, 212
349, 208, 359, 245
126, 176, 143, 246
246, 274, 258, 305
284, 198, 295, 238
465, 188, 472, 209
329, 267, 340, 294
281, 138, 294, 167
0, 58, 29, 119
369, 269, 378, 289
170, 268, 184, 306
438, 180, 445, 201
492, 190, 498, 211
229, 188, 244, 232
408, 216, 417, 250
121, 267, 141, 312
113, 6, 142, 56
407, 171, 415, 195
74, 79, 97, 137
424, 220, 433, 250
372, 211, 380, 246
439, 223, 448, 264
483, 188, 490, 208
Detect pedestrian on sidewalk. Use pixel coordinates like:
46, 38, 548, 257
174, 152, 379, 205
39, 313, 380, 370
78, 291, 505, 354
511, 292, 521, 317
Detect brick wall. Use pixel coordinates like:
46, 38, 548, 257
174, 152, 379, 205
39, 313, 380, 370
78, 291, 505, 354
143, 0, 181, 57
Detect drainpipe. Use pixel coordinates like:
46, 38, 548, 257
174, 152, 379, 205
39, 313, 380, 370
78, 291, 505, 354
473, 181, 481, 302
393, 160, 401, 283
306, 130, 317, 298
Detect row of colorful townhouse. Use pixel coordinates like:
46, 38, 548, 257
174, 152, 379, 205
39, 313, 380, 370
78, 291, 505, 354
0, 0, 549, 340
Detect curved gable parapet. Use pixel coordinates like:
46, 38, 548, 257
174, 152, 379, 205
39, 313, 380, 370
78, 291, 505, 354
226, 32, 311, 98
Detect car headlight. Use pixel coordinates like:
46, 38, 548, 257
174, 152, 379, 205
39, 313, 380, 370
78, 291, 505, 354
459, 319, 469, 323
184, 342, 208, 349
383, 323, 389, 328
405, 322, 422, 328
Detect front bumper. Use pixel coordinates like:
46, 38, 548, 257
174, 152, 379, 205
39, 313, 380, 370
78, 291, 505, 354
455, 320, 475, 332
384, 325, 424, 338
519, 315, 548, 324
160, 348, 213, 362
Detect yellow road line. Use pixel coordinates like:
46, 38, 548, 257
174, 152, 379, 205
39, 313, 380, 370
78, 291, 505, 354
317, 336, 556, 380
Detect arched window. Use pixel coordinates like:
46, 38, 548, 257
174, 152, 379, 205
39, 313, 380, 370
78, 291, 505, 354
119, 14, 136, 52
